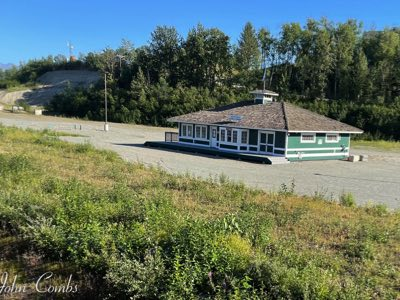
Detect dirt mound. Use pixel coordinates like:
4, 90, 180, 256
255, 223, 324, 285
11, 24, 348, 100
37, 70, 100, 86
0, 70, 100, 106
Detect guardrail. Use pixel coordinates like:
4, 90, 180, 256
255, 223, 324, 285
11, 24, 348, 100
165, 131, 178, 142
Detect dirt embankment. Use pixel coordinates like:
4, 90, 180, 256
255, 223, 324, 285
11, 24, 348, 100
0, 70, 100, 106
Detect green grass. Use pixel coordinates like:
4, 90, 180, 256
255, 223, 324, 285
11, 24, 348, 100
352, 139, 400, 151
0, 125, 399, 299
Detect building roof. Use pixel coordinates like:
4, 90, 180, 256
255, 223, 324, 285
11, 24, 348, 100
167, 101, 363, 133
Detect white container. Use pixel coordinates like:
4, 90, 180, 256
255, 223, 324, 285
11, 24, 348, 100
104, 123, 109, 131
348, 155, 360, 162
34, 109, 43, 115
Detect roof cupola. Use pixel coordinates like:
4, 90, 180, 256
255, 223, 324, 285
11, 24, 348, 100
250, 90, 279, 104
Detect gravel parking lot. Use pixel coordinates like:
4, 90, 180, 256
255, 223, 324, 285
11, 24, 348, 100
1, 111, 399, 208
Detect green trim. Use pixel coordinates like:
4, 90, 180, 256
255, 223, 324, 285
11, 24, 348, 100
194, 140, 209, 145
179, 138, 193, 143
220, 144, 237, 150
274, 149, 285, 155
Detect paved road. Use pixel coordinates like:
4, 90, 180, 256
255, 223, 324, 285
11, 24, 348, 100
1, 111, 399, 208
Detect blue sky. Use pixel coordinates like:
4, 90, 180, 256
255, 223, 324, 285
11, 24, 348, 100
1, 0, 399, 64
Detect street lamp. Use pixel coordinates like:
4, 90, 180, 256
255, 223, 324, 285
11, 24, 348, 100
104, 72, 109, 132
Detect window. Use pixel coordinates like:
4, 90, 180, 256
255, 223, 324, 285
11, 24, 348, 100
219, 127, 248, 145
227, 128, 232, 142
301, 133, 316, 143
232, 130, 238, 143
195, 125, 207, 139
182, 125, 186, 137
202, 126, 207, 138
241, 131, 248, 144
220, 129, 226, 142
326, 133, 339, 143
181, 124, 192, 137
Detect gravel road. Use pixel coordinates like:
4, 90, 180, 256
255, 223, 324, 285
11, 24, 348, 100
1, 111, 399, 209
0, 70, 100, 106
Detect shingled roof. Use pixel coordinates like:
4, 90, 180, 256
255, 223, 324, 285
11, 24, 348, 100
167, 101, 363, 133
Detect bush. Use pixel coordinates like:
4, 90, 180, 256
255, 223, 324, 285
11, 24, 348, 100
365, 203, 388, 216
340, 192, 356, 207
344, 240, 374, 260
0, 154, 33, 175
106, 250, 166, 299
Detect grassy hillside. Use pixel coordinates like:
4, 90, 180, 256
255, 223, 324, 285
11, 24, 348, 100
0, 125, 399, 299
352, 139, 400, 151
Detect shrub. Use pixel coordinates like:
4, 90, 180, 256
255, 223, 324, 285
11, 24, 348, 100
365, 203, 388, 217
0, 154, 33, 175
340, 192, 356, 207
344, 240, 374, 260
106, 250, 166, 299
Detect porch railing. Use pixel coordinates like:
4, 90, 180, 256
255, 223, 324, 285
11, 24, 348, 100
165, 132, 179, 142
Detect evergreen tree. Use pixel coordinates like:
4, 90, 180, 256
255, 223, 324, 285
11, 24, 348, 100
235, 22, 260, 72
149, 26, 182, 86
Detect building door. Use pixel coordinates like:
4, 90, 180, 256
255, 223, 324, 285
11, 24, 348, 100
259, 131, 274, 154
210, 126, 218, 148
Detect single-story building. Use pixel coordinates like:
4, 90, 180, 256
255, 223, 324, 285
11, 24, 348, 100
167, 90, 363, 161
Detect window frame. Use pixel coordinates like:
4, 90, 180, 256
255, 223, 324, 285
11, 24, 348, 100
325, 133, 340, 143
300, 133, 316, 143
232, 130, 238, 143
219, 127, 249, 145
194, 125, 208, 140
181, 123, 193, 138
220, 128, 226, 142
241, 130, 248, 144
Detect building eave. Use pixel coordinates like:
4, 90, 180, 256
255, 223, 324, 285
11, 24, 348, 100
170, 120, 288, 132
288, 130, 363, 134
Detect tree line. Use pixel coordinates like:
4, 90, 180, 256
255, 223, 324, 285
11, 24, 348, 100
2, 19, 400, 139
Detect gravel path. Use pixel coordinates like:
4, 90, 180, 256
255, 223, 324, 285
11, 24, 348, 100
1, 111, 399, 209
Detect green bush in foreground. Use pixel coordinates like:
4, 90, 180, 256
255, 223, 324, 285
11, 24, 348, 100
339, 192, 356, 207
0, 126, 399, 299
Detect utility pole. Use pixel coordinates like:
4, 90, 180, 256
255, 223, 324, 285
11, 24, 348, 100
104, 72, 109, 131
